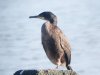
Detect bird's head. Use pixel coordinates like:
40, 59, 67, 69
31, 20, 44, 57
29, 11, 57, 24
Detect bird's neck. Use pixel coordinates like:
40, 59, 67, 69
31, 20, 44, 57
49, 17, 57, 25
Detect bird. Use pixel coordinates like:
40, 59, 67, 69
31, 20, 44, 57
29, 11, 72, 70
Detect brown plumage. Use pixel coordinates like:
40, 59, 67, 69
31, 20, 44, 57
29, 11, 72, 70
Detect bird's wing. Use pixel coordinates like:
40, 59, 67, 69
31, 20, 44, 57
59, 31, 71, 65
52, 27, 71, 65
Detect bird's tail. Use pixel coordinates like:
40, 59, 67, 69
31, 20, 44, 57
66, 65, 73, 70
64, 52, 73, 70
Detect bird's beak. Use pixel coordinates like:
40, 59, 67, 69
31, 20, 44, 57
29, 15, 45, 20
29, 15, 39, 18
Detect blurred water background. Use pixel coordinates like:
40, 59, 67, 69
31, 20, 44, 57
0, 0, 100, 75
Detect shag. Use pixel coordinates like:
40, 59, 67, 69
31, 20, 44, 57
29, 11, 72, 70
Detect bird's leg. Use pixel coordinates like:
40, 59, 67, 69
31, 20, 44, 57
55, 59, 61, 69
56, 65, 59, 69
